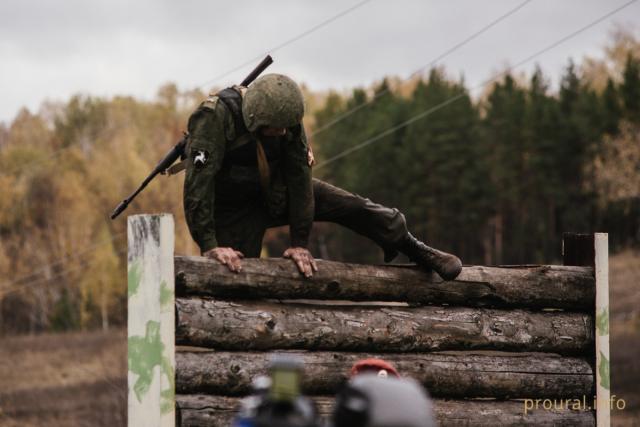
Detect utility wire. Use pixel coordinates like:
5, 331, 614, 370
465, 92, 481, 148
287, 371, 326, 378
0, 0, 364, 285
310, 0, 533, 138
196, 0, 373, 90
0, 231, 126, 290
0, 257, 91, 299
0, 247, 127, 299
0, 0, 373, 177
0, 0, 372, 299
4, 0, 635, 296
315, 0, 638, 169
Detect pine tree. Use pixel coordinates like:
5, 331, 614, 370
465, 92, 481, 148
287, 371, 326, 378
601, 78, 621, 135
400, 70, 491, 263
524, 67, 563, 261
621, 53, 640, 123
481, 74, 528, 263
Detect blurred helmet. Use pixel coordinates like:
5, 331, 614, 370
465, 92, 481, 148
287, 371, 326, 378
242, 74, 305, 132
333, 375, 436, 427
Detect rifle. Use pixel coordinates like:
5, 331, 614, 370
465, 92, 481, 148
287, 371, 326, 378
110, 55, 274, 220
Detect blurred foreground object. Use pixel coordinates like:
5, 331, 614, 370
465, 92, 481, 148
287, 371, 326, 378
233, 354, 319, 427
333, 375, 436, 427
350, 358, 400, 378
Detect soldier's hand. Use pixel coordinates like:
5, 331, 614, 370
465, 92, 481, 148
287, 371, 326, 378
283, 247, 318, 278
204, 247, 244, 273
307, 146, 316, 167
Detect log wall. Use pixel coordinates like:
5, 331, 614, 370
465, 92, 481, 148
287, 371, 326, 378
173, 254, 602, 426
125, 216, 607, 426
177, 394, 597, 427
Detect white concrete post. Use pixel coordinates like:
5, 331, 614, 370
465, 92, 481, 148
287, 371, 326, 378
127, 214, 175, 427
594, 233, 610, 427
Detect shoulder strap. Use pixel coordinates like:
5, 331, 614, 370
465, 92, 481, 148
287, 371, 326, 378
216, 87, 256, 153
169, 88, 254, 176
216, 87, 249, 138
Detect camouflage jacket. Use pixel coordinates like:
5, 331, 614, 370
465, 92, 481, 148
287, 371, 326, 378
183, 96, 314, 253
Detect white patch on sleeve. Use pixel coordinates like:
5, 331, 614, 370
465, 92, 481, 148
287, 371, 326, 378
193, 150, 208, 167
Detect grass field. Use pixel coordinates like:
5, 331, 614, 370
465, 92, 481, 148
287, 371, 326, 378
0, 251, 638, 426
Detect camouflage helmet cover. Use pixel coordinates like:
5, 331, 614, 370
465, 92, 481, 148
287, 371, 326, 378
242, 73, 305, 132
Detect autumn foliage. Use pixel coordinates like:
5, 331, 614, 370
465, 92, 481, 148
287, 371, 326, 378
0, 29, 639, 334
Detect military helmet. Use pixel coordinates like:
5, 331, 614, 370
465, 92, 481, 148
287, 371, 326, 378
242, 73, 305, 132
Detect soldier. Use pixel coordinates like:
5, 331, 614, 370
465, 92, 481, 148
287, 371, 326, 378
183, 74, 462, 280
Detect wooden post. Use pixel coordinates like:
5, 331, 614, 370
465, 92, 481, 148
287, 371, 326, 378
128, 214, 175, 427
563, 232, 609, 427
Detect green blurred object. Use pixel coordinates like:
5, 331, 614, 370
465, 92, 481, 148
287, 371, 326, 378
268, 354, 304, 403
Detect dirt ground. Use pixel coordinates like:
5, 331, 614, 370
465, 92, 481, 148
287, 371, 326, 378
0, 251, 638, 426
608, 250, 640, 426
0, 330, 126, 427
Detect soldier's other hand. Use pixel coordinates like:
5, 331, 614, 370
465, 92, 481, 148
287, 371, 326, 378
307, 146, 316, 167
204, 247, 244, 273
283, 247, 318, 278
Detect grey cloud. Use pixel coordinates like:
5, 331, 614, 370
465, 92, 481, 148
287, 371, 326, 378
1, 0, 638, 122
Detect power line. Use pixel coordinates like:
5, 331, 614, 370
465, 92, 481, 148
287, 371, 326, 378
0, 144, 78, 179
0, 258, 91, 299
0, 0, 373, 178
196, 0, 373, 90
0, 1, 396, 299
0, 231, 126, 290
0, 246, 127, 299
161, 0, 533, 176
309, 0, 533, 138
4, 1, 635, 297
315, 0, 638, 170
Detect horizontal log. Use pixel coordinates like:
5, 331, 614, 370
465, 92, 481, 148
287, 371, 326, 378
175, 256, 594, 310
176, 298, 593, 354
176, 350, 593, 398
176, 394, 595, 427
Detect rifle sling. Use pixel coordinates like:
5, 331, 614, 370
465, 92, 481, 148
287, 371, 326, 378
167, 87, 255, 176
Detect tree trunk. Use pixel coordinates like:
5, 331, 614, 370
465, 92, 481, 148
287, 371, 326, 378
101, 290, 109, 332
175, 256, 594, 310
176, 298, 593, 354
175, 350, 593, 398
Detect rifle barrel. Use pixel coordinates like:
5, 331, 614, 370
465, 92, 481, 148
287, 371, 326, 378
240, 55, 273, 87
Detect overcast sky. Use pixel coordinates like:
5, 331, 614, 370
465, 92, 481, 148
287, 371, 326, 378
1, 0, 639, 124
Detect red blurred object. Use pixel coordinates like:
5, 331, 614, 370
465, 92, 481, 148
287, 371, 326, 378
350, 358, 400, 378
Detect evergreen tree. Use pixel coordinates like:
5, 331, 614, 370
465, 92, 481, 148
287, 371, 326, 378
313, 82, 409, 263
556, 61, 598, 235
400, 70, 491, 263
481, 74, 528, 263
621, 53, 640, 122
601, 78, 621, 135
523, 67, 563, 261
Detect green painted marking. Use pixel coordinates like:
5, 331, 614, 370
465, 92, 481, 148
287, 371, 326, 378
128, 261, 142, 299
128, 320, 175, 411
159, 280, 173, 309
596, 307, 609, 336
160, 355, 175, 415
599, 351, 610, 390
128, 320, 164, 402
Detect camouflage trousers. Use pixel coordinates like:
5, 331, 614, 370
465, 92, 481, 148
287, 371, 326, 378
215, 178, 408, 257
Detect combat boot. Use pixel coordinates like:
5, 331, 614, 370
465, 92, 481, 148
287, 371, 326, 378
397, 233, 462, 280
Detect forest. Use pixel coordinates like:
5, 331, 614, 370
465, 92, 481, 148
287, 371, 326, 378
0, 28, 638, 334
